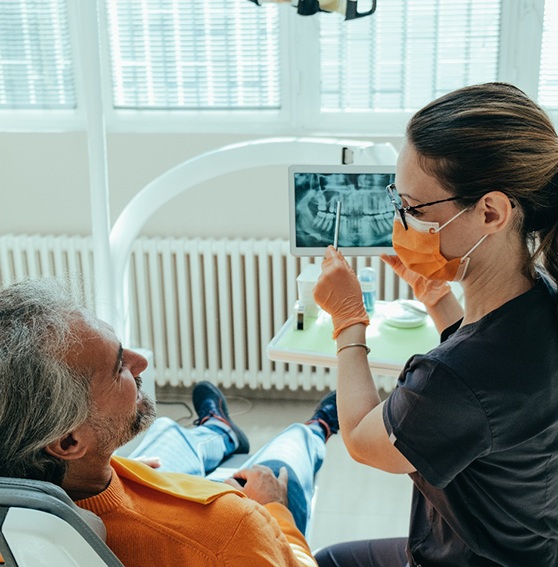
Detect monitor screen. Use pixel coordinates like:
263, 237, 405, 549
289, 164, 396, 256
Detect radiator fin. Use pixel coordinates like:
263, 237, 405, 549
0, 234, 95, 311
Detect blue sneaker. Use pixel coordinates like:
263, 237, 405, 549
192, 381, 250, 454
306, 390, 339, 441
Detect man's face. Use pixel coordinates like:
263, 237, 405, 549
68, 315, 156, 457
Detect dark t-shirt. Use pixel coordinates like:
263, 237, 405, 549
383, 277, 558, 566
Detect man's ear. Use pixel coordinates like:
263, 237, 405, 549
477, 191, 515, 233
45, 430, 89, 461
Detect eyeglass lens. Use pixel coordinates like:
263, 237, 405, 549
386, 184, 407, 229
389, 185, 403, 207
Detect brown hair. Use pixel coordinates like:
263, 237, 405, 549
407, 82, 558, 289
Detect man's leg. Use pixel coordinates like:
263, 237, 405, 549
314, 538, 408, 567
128, 382, 249, 475
237, 391, 338, 536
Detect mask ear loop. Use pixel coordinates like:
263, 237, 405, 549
452, 233, 489, 282
460, 234, 489, 263
433, 206, 471, 234
431, 203, 489, 266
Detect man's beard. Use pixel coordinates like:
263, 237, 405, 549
92, 391, 157, 457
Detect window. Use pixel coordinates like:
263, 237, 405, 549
106, 0, 280, 110
0, 0, 75, 109
320, 0, 501, 112
538, 0, 558, 110
0, 0, 556, 133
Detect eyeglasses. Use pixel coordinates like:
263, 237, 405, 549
386, 183, 462, 230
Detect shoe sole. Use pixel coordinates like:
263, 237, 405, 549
192, 382, 250, 454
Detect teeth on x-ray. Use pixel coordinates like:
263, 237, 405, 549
295, 172, 395, 247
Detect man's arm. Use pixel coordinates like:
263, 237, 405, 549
217, 493, 317, 566
264, 502, 317, 567
225, 465, 317, 566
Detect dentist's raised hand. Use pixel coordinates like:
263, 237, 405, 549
313, 246, 370, 339
380, 254, 451, 307
381, 254, 464, 333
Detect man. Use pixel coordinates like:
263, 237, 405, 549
0, 278, 338, 566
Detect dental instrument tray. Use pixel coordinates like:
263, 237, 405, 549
289, 164, 396, 256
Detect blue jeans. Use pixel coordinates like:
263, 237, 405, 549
129, 417, 325, 535
314, 538, 408, 567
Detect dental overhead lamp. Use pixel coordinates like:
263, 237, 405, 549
247, 0, 377, 21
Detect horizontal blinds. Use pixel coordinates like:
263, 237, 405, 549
320, 0, 501, 112
107, 0, 280, 110
0, 0, 75, 109
538, 0, 558, 110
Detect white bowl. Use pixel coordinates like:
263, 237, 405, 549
383, 300, 427, 328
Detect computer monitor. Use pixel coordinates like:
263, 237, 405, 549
289, 164, 396, 256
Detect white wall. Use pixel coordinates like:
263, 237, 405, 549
0, 132, 403, 239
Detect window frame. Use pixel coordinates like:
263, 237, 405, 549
0, 0, 554, 135
96, 0, 296, 134
0, 0, 85, 131
300, 0, 548, 136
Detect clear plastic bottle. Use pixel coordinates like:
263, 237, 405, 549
358, 267, 376, 312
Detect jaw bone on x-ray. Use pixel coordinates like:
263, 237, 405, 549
294, 171, 395, 250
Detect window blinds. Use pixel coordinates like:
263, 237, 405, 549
538, 0, 558, 110
0, 0, 75, 109
106, 0, 280, 110
320, 0, 501, 112
1, 0, 554, 124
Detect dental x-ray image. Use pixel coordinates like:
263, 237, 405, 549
288, 165, 396, 256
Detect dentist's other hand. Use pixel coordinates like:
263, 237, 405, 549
381, 254, 451, 307
313, 246, 369, 339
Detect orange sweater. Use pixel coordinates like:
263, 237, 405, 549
76, 457, 317, 567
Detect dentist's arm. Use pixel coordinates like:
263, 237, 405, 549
313, 246, 414, 473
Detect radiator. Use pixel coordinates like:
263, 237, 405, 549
0, 234, 96, 310
0, 234, 411, 391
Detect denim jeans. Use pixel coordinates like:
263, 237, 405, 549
129, 417, 325, 535
314, 538, 408, 567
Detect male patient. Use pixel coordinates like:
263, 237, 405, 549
0, 278, 338, 566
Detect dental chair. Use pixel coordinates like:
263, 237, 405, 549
0, 477, 123, 567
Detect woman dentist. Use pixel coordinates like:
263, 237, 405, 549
313, 83, 558, 567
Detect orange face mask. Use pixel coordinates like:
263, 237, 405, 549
392, 208, 488, 282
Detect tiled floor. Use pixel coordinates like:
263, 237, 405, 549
155, 389, 412, 552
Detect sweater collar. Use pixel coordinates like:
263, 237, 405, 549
75, 456, 241, 516
75, 465, 125, 516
